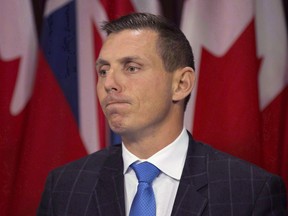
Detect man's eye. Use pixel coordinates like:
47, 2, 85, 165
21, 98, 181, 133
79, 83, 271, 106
127, 66, 139, 73
96, 64, 110, 77
98, 69, 107, 77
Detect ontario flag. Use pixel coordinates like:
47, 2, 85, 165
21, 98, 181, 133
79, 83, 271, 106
182, 0, 288, 193
0, 0, 160, 215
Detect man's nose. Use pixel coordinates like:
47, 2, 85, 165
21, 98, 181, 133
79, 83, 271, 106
104, 69, 121, 93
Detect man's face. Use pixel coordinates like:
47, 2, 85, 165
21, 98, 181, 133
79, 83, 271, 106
96, 29, 177, 139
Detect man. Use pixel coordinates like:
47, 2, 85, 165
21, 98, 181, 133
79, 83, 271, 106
38, 13, 287, 215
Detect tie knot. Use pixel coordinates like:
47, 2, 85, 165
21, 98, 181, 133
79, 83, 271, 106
131, 162, 160, 184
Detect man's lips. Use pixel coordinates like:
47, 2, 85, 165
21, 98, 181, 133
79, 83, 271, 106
106, 101, 128, 108
102, 95, 130, 109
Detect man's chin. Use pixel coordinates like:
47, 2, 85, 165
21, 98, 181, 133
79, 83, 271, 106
109, 122, 126, 135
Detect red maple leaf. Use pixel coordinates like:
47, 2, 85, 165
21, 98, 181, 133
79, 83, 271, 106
193, 20, 263, 165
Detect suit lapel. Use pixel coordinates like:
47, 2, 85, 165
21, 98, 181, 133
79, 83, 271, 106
91, 133, 209, 216
171, 132, 208, 216
93, 145, 126, 216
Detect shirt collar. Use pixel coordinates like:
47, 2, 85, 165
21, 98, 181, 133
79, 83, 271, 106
122, 128, 189, 180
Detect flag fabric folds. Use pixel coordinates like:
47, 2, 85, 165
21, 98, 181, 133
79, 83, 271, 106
182, 0, 288, 194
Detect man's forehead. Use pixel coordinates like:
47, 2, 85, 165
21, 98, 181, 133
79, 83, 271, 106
96, 29, 163, 68
99, 30, 158, 53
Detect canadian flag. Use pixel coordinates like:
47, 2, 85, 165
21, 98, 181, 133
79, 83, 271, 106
0, 0, 161, 215
0, 0, 41, 215
182, 0, 288, 189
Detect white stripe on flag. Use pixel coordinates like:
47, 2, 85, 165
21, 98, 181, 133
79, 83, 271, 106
0, 0, 37, 115
256, 0, 288, 109
77, 0, 108, 153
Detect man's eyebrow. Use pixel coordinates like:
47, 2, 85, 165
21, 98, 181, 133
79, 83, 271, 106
96, 56, 143, 67
95, 58, 109, 67
119, 56, 142, 64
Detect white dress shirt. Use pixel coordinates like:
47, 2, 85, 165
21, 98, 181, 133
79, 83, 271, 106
122, 128, 189, 216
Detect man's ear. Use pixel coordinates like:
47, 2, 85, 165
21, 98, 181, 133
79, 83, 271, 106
172, 67, 195, 102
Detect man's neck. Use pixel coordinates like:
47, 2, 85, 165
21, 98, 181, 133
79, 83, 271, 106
122, 125, 183, 159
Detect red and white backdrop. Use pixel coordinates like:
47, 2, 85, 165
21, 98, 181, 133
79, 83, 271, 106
182, 0, 288, 189
0, 0, 287, 215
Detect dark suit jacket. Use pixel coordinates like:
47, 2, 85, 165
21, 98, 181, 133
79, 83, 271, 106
37, 133, 287, 215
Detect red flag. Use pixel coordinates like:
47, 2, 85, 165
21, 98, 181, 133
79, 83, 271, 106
0, 1, 39, 214
182, 0, 288, 191
0, 1, 161, 215
194, 20, 262, 165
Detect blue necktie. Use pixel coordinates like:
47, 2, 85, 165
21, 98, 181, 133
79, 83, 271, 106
129, 162, 160, 216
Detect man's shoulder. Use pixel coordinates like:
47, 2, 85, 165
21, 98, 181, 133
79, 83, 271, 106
195, 140, 281, 181
50, 144, 122, 177
189, 140, 287, 213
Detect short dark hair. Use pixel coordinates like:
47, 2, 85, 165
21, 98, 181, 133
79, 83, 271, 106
101, 13, 195, 109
